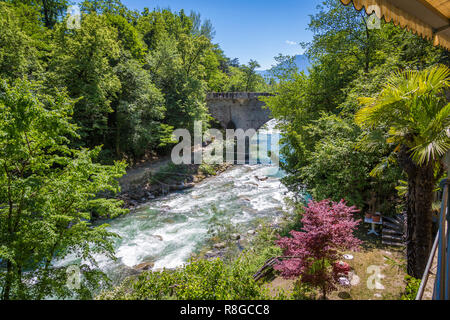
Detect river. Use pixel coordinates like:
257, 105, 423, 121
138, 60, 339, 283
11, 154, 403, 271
55, 120, 291, 283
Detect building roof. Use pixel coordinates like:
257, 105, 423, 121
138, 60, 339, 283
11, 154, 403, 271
340, 0, 450, 50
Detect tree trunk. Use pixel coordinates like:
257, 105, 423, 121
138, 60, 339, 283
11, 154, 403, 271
2, 261, 12, 300
42, 0, 52, 29
410, 163, 434, 278
398, 146, 435, 278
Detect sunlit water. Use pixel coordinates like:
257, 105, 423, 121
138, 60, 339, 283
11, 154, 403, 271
54, 120, 291, 282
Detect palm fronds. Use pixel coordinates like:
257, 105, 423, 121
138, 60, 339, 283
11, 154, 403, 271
355, 64, 450, 165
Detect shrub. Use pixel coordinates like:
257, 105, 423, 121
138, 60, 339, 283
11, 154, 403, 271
401, 276, 421, 300
274, 199, 362, 299
98, 256, 271, 300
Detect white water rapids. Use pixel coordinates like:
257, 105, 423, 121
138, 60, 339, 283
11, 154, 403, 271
55, 120, 291, 282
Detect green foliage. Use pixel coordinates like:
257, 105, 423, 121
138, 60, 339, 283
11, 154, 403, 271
355, 65, 450, 165
112, 58, 166, 160
47, 12, 121, 147
262, 0, 446, 214
106, 13, 146, 61
98, 257, 271, 300
0, 78, 127, 299
1, 0, 273, 165
0, 2, 43, 81
291, 280, 316, 300
199, 163, 216, 176
5, 0, 70, 28
401, 276, 421, 300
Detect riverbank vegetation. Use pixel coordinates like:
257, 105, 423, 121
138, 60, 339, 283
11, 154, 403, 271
0, 0, 265, 299
0, 0, 269, 300
1, 0, 449, 300
0, 0, 269, 165
0, 78, 127, 300
97, 200, 408, 300
262, 0, 449, 280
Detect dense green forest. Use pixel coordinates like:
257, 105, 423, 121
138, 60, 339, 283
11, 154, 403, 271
1, 0, 450, 300
0, 0, 269, 164
0, 0, 272, 300
262, 0, 449, 279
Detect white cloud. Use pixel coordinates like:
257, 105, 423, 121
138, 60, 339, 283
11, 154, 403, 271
285, 40, 297, 45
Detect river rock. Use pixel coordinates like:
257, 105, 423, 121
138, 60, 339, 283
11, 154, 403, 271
205, 250, 217, 258
247, 230, 256, 235
214, 242, 226, 249
133, 262, 155, 271
170, 183, 195, 191
153, 235, 163, 241
230, 234, 240, 240
114, 266, 141, 282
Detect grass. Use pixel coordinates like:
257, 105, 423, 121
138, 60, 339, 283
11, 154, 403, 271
330, 247, 406, 300
265, 213, 408, 300
265, 246, 407, 300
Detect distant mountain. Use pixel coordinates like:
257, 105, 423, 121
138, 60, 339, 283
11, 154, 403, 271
257, 54, 311, 78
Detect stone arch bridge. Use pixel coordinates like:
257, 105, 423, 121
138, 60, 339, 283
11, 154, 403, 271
206, 92, 272, 131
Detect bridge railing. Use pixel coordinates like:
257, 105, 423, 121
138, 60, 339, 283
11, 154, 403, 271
206, 92, 273, 100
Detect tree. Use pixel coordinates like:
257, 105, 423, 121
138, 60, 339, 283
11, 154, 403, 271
5, 0, 69, 28
242, 60, 261, 92
305, 0, 380, 73
80, 0, 131, 19
105, 13, 146, 61
145, 36, 209, 134
275, 199, 361, 299
112, 58, 167, 160
47, 13, 121, 148
298, 114, 402, 209
0, 78, 127, 299
189, 11, 215, 40
261, 0, 445, 216
0, 2, 43, 81
355, 65, 450, 278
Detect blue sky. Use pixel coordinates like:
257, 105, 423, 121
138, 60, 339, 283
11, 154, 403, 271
114, 0, 324, 70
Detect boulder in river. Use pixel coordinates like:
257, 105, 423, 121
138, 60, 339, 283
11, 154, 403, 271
230, 233, 240, 240
205, 250, 217, 258
133, 262, 155, 271
170, 182, 195, 191
213, 242, 226, 249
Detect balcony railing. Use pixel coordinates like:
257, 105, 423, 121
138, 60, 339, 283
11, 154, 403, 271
416, 178, 450, 300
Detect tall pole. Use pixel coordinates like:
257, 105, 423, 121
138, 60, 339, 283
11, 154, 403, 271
445, 152, 450, 299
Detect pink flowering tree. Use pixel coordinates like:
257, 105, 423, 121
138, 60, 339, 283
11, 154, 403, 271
274, 199, 362, 299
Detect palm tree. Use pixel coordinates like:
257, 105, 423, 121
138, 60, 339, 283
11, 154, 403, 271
355, 65, 450, 278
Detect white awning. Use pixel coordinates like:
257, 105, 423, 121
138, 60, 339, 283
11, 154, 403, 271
340, 0, 450, 50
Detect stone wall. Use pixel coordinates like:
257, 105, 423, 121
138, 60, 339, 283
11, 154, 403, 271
206, 92, 273, 132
